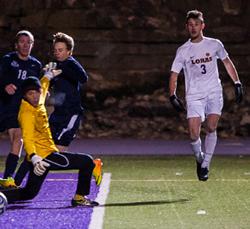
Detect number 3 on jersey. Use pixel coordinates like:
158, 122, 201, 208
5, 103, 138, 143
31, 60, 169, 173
18, 70, 27, 80
200, 64, 206, 74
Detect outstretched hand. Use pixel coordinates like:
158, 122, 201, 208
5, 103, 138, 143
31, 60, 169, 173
43, 62, 62, 80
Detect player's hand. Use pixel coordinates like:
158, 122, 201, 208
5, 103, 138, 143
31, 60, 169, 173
169, 94, 186, 112
234, 82, 243, 104
5, 84, 17, 95
43, 62, 62, 80
31, 154, 50, 176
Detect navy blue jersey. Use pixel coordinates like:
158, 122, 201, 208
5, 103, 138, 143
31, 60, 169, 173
0, 52, 42, 113
50, 56, 88, 114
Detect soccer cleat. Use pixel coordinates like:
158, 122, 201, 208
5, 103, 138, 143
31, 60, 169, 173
199, 167, 209, 181
93, 158, 103, 186
71, 195, 99, 207
0, 177, 18, 189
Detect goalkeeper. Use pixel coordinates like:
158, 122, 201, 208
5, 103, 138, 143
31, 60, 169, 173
1, 63, 102, 207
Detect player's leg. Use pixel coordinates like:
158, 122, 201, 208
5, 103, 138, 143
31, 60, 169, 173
45, 152, 99, 206
1, 169, 48, 203
187, 99, 206, 161
187, 99, 206, 180
188, 117, 203, 161
3, 128, 23, 180
201, 92, 223, 180
49, 113, 82, 151
14, 156, 32, 186
188, 117, 204, 180
202, 114, 220, 170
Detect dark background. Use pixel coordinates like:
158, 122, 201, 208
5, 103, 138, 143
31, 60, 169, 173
0, 0, 249, 139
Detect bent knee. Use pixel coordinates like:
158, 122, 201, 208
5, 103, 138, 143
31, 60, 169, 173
79, 154, 95, 171
21, 188, 39, 200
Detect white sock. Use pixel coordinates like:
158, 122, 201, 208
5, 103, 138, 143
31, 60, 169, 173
190, 138, 203, 163
202, 131, 217, 169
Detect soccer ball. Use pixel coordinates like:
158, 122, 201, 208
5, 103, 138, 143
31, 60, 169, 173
0, 192, 8, 215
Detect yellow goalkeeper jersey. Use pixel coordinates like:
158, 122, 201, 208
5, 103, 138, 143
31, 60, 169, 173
18, 76, 58, 160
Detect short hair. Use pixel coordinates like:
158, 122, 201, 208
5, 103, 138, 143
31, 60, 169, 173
15, 30, 34, 43
186, 10, 204, 23
53, 32, 74, 53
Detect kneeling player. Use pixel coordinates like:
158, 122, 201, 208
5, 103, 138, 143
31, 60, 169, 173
1, 64, 102, 207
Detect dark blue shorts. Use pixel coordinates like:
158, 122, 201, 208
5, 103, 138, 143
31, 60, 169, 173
49, 113, 82, 146
0, 111, 19, 132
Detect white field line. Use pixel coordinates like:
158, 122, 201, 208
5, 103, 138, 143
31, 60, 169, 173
89, 173, 112, 229
44, 178, 250, 182
111, 179, 250, 182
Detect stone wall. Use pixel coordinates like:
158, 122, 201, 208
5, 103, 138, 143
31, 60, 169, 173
0, 0, 250, 139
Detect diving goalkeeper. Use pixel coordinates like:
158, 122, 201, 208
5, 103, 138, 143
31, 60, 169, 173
0, 63, 102, 207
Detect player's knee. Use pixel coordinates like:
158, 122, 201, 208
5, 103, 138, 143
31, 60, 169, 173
22, 188, 40, 200
206, 125, 217, 133
79, 155, 95, 171
189, 131, 200, 142
87, 157, 95, 171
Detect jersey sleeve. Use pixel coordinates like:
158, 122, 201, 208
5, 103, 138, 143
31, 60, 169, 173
58, 58, 88, 84
39, 76, 50, 105
0, 55, 12, 86
171, 48, 184, 73
216, 39, 228, 60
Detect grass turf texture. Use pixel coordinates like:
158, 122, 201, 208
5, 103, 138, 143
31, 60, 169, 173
1, 155, 250, 229
102, 155, 250, 229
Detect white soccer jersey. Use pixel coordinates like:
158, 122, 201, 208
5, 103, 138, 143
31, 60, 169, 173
171, 36, 228, 101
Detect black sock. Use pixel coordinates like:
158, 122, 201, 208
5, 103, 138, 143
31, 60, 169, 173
3, 153, 19, 179
14, 159, 32, 186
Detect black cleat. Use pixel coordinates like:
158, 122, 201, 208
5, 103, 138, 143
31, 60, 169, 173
71, 196, 99, 207
196, 161, 202, 180
199, 167, 209, 181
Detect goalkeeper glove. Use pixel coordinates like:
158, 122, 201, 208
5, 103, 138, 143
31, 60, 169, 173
31, 154, 50, 176
234, 81, 243, 104
43, 62, 62, 80
169, 94, 185, 112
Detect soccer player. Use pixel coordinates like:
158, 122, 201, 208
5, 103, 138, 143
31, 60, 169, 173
0, 64, 102, 206
0, 30, 42, 187
169, 10, 243, 181
49, 32, 88, 152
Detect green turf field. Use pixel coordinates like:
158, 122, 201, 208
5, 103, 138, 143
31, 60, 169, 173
1, 155, 250, 229
101, 156, 250, 229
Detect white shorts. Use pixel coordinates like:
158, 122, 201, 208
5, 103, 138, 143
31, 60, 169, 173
186, 92, 223, 122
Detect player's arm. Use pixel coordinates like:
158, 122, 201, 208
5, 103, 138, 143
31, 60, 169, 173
0, 56, 17, 95
222, 57, 243, 103
19, 102, 50, 176
169, 72, 178, 96
18, 108, 36, 159
40, 62, 62, 104
169, 72, 185, 112
39, 77, 51, 105
60, 60, 88, 84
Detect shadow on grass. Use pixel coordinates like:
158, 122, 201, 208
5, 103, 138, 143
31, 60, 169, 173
100, 198, 190, 207
6, 198, 190, 210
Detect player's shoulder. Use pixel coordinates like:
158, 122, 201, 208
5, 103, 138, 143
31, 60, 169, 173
176, 40, 191, 55
19, 99, 35, 113
2, 52, 16, 61
203, 36, 223, 45
65, 56, 84, 68
28, 56, 42, 67
67, 56, 81, 65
